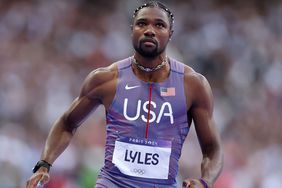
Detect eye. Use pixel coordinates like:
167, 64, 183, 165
136, 21, 146, 27
156, 22, 166, 28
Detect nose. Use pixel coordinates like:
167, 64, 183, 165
144, 25, 155, 37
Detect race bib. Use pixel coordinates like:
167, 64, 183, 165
112, 137, 172, 179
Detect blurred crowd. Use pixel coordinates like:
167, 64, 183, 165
0, 0, 282, 187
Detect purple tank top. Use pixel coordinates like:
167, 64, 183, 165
96, 57, 189, 188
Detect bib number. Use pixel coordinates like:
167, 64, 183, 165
112, 137, 172, 179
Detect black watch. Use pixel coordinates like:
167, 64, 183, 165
32, 160, 52, 173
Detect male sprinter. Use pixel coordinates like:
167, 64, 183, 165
26, 1, 223, 188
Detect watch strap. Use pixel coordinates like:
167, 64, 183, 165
32, 160, 52, 173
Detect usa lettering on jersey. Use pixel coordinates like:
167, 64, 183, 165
123, 98, 174, 124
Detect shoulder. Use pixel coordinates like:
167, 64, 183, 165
183, 65, 209, 88
80, 62, 118, 98
83, 57, 130, 87
170, 59, 209, 91
182, 64, 213, 108
86, 63, 118, 84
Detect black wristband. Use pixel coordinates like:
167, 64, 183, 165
32, 160, 52, 173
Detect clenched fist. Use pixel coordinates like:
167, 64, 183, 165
183, 178, 207, 188
26, 168, 50, 188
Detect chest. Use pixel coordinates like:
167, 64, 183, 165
114, 79, 187, 125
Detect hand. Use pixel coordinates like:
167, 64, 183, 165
183, 179, 205, 188
26, 168, 50, 188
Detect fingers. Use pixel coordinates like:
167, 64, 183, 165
26, 172, 50, 188
182, 180, 190, 188
38, 172, 50, 186
183, 179, 203, 188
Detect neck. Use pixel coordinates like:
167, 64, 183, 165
132, 54, 168, 73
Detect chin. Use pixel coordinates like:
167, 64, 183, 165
139, 50, 159, 58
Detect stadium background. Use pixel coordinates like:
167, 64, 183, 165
0, 0, 282, 187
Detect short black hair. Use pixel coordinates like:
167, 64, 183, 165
133, 1, 174, 30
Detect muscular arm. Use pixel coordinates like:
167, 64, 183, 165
185, 71, 223, 187
40, 66, 117, 165
26, 65, 117, 188
40, 95, 100, 164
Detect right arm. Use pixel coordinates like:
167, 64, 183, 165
26, 66, 117, 188
41, 91, 101, 166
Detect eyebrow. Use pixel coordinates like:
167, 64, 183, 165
135, 18, 147, 22
136, 18, 168, 24
155, 19, 167, 24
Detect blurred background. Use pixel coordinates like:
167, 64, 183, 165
0, 0, 282, 187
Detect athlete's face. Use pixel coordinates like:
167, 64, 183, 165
132, 7, 172, 58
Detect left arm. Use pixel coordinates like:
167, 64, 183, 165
184, 72, 223, 188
